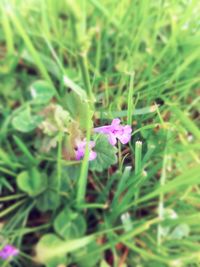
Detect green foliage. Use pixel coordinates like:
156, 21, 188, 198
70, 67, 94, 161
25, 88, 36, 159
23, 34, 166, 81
35, 104, 71, 153
30, 80, 55, 105
72, 241, 102, 267
0, 0, 200, 266
35, 174, 60, 212
13, 135, 37, 164
54, 208, 86, 239
36, 188, 60, 212
39, 104, 71, 135
12, 106, 43, 132
62, 90, 92, 130
35, 234, 68, 267
169, 223, 190, 240
17, 168, 47, 197
89, 134, 118, 172
35, 233, 95, 266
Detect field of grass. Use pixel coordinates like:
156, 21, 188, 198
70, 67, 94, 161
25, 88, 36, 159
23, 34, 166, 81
0, 0, 200, 266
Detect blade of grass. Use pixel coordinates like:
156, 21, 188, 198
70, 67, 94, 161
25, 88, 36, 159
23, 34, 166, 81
127, 73, 134, 126
171, 105, 200, 140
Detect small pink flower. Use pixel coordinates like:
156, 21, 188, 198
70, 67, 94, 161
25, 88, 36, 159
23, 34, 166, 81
75, 139, 97, 161
94, 118, 132, 146
0, 244, 19, 260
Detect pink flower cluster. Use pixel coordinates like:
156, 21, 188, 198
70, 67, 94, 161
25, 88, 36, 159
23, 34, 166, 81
94, 118, 132, 146
75, 118, 132, 161
0, 244, 18, 260
75, 139, 97, 161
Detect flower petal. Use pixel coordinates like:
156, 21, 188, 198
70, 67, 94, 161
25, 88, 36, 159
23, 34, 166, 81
124, 125, 132, 134
94, 118, 132, 146
89, 150, 97, 161
111, 118, 121, 126
94, 125, 111, 134
108, 133, 117, 146
118, 133, 131, 144
75, 139, 97, 161
0, 245, 18, 260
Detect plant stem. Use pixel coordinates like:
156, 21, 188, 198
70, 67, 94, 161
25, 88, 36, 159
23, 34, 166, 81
135, 141, 142, 175
78, 53, 94, 101
70, 12, 94, 102
127, 73, 134, 126
57, 132, 63, 192
76, 106, 92, 206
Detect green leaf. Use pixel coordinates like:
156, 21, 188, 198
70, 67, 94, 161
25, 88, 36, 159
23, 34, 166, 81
35, 234, 67, 267
95, 105, 157, 119
13, 135, 36, 164
62, 91, 92, 130
63, 75, 87, 101
169, 224, 190, 240
36, 190, 60, 212
0, 149, 13, 167
0, 176, 14, 192
36, 173, 60, 212
61, 165, 81, 191
90, 135, 117, 172
54, 208, 86, 240
12, 106, 43, 133
17, 168, 47, 197
171, 106, 200, 140
35, 233, 95, 266
72, 241, 102, 267
100, 260, 111, 267
30, 80, 55, 104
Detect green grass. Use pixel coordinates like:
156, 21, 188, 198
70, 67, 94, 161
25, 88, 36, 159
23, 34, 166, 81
0, 0, 200, 266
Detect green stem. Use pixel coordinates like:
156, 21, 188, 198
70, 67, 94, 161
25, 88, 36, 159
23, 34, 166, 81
70, 13, 94, 101
0, 194, 25, 202
118, 141, 122, 168
127, 73, 135, 126
135, 141, 142, 175
1, 4, 14, 54
76, 106, 92, 206
0, 199, 26, 218
7, 5, 59, 99
0, 167, 16, 177
134, 141, 143, 203
78, 53, 94, 101
157, 153, 167, 248
157, 130, 170, 248
57, 132, 63, 192
78, 203, 108, 209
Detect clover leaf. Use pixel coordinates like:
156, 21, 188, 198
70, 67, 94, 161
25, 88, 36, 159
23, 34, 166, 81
17, 168, 47, 197
12, 106, 43, 133
89, 134, 117, 172
54, 208, 86, 240
30, 80, 55, 104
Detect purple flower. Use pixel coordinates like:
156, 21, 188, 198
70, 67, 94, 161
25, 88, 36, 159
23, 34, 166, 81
75, 139, 97, 161
0, 244, 19, 260
94, 118, 132, 146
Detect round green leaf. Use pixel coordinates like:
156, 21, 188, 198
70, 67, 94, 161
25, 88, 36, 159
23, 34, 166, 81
62, 91, 93, 130
35, 234, 67, 267
36, 189, 60, 212
17, 168, 47, 197
54, 208, 86, 239
169, 224, 190, 240
35, 234, 95, 266
36, 173, 60, 212
72, 241, 102, 267
30, 80, 55, 104
12, 106, 43, 133
90, 134, 117, 172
